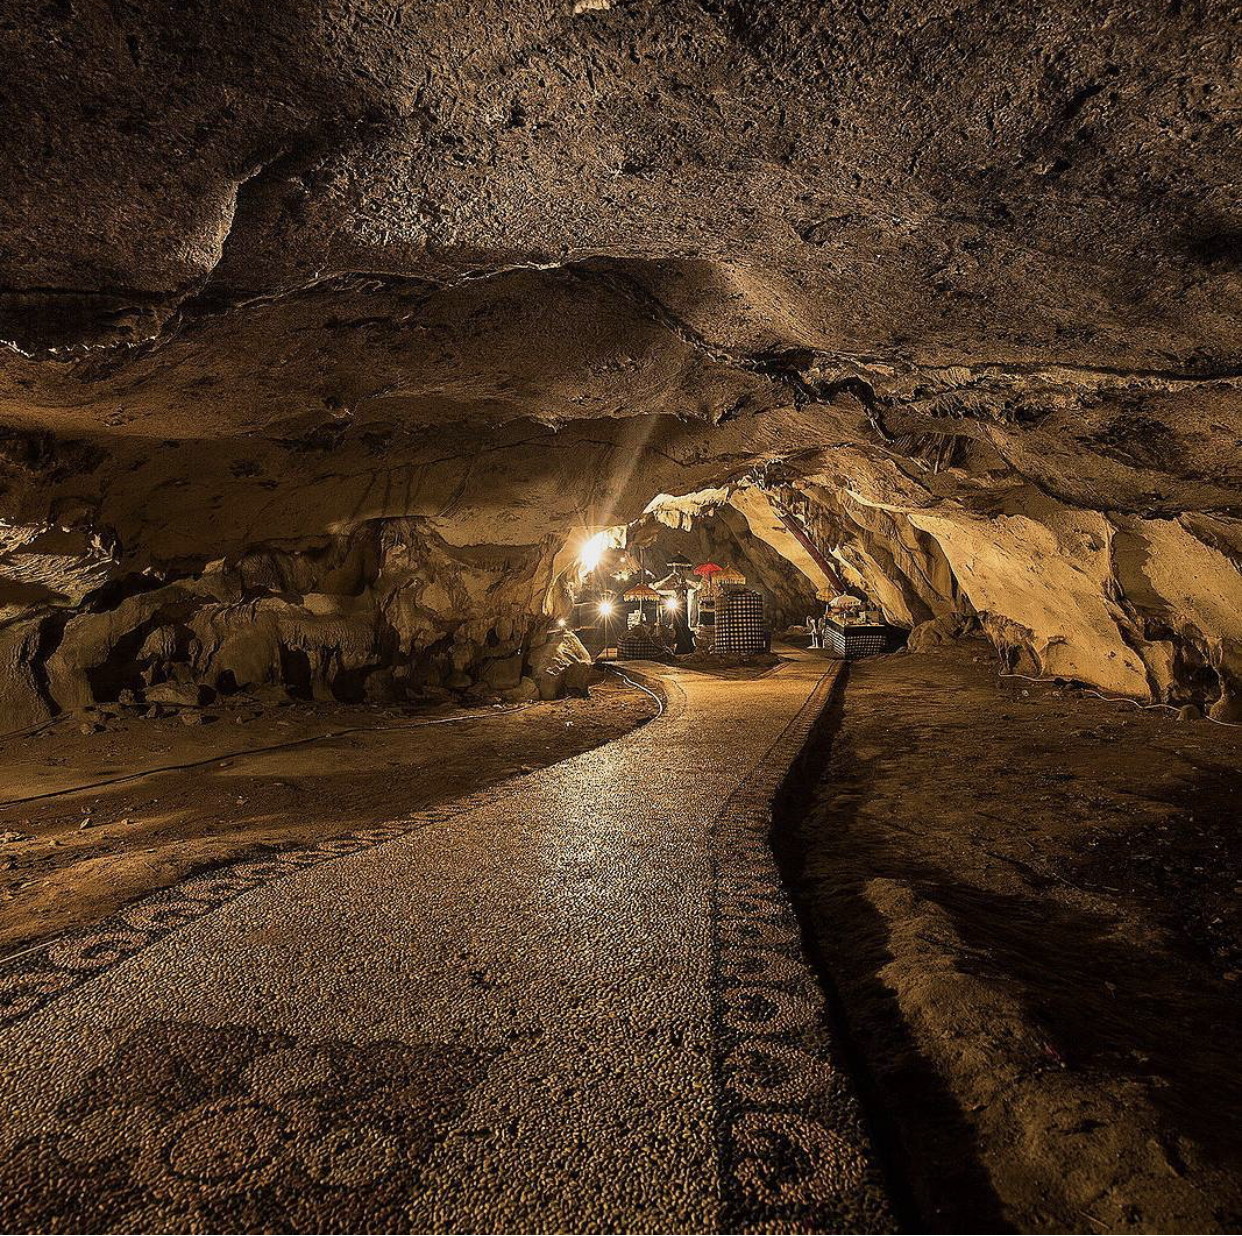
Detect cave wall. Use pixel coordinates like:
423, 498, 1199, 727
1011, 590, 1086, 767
40, 520, 560, 709
762, 477, 1242, 720
0, 512, 590, 725
3, 363, 1242, 724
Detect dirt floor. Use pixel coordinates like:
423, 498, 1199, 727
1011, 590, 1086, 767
785, 638, 1242, 1233
0, 679, 657, 957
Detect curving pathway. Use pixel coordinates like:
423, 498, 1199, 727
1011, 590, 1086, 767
0, 654, 892, 1233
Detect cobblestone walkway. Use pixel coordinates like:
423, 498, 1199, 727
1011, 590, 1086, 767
0, 655, 892, 1233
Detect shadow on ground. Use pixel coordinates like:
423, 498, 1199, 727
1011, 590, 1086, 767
771, 640, 1242, 1233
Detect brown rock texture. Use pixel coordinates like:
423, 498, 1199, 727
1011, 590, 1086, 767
0, 1, 1239, 723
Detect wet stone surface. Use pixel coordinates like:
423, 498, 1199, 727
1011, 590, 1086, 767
0, 654, 891, 1233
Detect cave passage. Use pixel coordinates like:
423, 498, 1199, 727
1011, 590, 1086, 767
1, 1, 1240, 1232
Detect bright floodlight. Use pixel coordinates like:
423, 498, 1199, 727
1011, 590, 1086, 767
664, 597, 679, 610
598, 599, 615, 617
578, 532, 608, 572
556, 618, 567, 627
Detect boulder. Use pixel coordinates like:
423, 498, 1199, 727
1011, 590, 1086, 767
527, 629, 591, 701
418, 685, 455, 705
144, 681, 209, 706
501, 676, 540, 704
247, 684, 293, 707
907, 613, 979, 653
479, 653, 523, 690
561, 661, 596, 698
363, 669, 402, 705
1209, 687, 1242, 724
0, 619, 52, 732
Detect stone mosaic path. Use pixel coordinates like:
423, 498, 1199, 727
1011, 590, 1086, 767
0, 654, 893, 1233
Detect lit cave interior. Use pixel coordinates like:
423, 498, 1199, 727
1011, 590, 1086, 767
0, 3, 1239, 1232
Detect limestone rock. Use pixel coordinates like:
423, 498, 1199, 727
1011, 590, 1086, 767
480, 654, 523, 691
561, 662, 596, 699
144, 682, 209, 707
908, 615, 980, 654
1209, 689, 1242, 725
450, 639, 478, 674
0, 1, 1238, 718
208, 627, 282, 692
0, 619, 52, 732
501, 677, 541, 704
362, 669, 402, 705
528, 630, 592, 702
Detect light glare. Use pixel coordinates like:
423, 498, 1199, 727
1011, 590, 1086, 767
578, 532, 609, 573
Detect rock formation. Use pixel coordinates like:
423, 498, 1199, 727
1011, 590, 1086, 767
1, 0, 1239, 726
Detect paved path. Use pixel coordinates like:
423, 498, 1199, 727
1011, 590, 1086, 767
0, 654, 892, 1233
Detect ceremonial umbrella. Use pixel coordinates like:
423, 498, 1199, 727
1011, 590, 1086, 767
693, 561, 724, 600
623, 582, 661, 621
